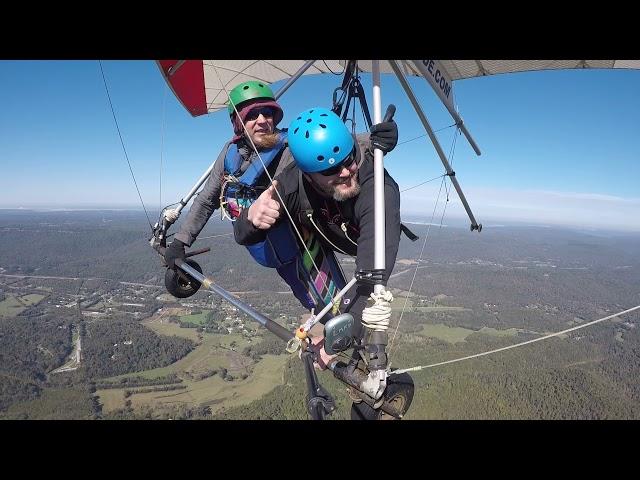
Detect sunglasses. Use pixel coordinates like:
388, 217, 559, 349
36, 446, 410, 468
319, 149, 357, 177
245, 106, 275, 122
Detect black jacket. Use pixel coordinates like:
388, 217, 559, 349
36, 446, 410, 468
233, 136, 401, 337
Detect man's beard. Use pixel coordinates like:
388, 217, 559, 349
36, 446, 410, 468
253, 132, 280, 150
332, 179, 361, 201
313, 174, 361, 201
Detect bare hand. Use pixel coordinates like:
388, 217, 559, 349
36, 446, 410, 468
247, 180, 280, 230
308, 336, 338, 371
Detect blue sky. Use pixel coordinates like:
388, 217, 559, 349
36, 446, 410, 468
0, 60, 638, 231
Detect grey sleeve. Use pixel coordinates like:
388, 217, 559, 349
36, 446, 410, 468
273, 145, 295, 177
174, 143, 229, 246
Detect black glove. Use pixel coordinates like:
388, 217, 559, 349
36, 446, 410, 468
164, 239, 186, 269
369, 104, 398, 153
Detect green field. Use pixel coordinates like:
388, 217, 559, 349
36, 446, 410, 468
20, 294, 46, 305
478, 326, 519, 337
0, 293, 46, 317
100, 331, 266, 383
390, 294, 470, 313
418, 323, 476, 343
96, 388, 123, 412
180, 310, 211, 326
97, 353, 290, 415
418, 323, 521, 344
4, 388, 95, 420
0, 296, 24, 316
143, 314, 201, 341
99, 306, 292, 415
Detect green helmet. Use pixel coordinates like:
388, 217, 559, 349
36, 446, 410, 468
227, 81, 276, 115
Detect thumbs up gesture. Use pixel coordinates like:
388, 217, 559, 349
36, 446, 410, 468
247, 180, 281, 230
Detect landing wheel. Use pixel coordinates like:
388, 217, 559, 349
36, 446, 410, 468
164, 259, 203, 298
350, 371, 414, 420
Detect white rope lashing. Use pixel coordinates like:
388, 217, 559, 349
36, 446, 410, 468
362, 290, 394, 332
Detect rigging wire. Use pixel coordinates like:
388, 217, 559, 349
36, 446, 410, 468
391, 304, 640, 376
98, 61, 153, 231
387, 121, 640, 376
351, 94, 358, 134
388, 174, 448, 357
159, 82, 168, 215
395, 122, 457, 148
400, 174, 446, 194
393, 123, 457, 194
388, 125, 462, 358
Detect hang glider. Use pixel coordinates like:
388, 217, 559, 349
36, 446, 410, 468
149, 59, 640, 420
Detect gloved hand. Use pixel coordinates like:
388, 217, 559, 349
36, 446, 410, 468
369, 104, 398, 153
164, 239, 186, 269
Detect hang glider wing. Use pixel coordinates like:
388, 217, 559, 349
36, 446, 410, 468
157, 60, 640, 117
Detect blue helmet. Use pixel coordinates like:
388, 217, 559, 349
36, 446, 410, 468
288, 107, 355, 173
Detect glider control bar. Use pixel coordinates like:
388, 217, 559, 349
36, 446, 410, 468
155, 244, 294, 342
176, 258, 294, 342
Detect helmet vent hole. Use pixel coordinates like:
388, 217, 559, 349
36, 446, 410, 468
297, 116, 302, 120
320, 113, 328, 116
306, 118, 312, 123
333, 146, 340, 153
294, 127, 299, 134
258, 83, 264, 87
317, 155, 324, 161
242, 85, 249, 90
319, 124, 326, 128
305, 130, 310, 139
310, 109, 314, 113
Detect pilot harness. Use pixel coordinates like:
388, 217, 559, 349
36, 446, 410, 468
220, 132, 347, 314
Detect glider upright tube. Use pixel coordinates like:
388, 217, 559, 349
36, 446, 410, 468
371, 60, 386, 295
175, 161, 218, 214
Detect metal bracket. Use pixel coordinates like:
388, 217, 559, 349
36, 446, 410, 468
355, 269, 386, 285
